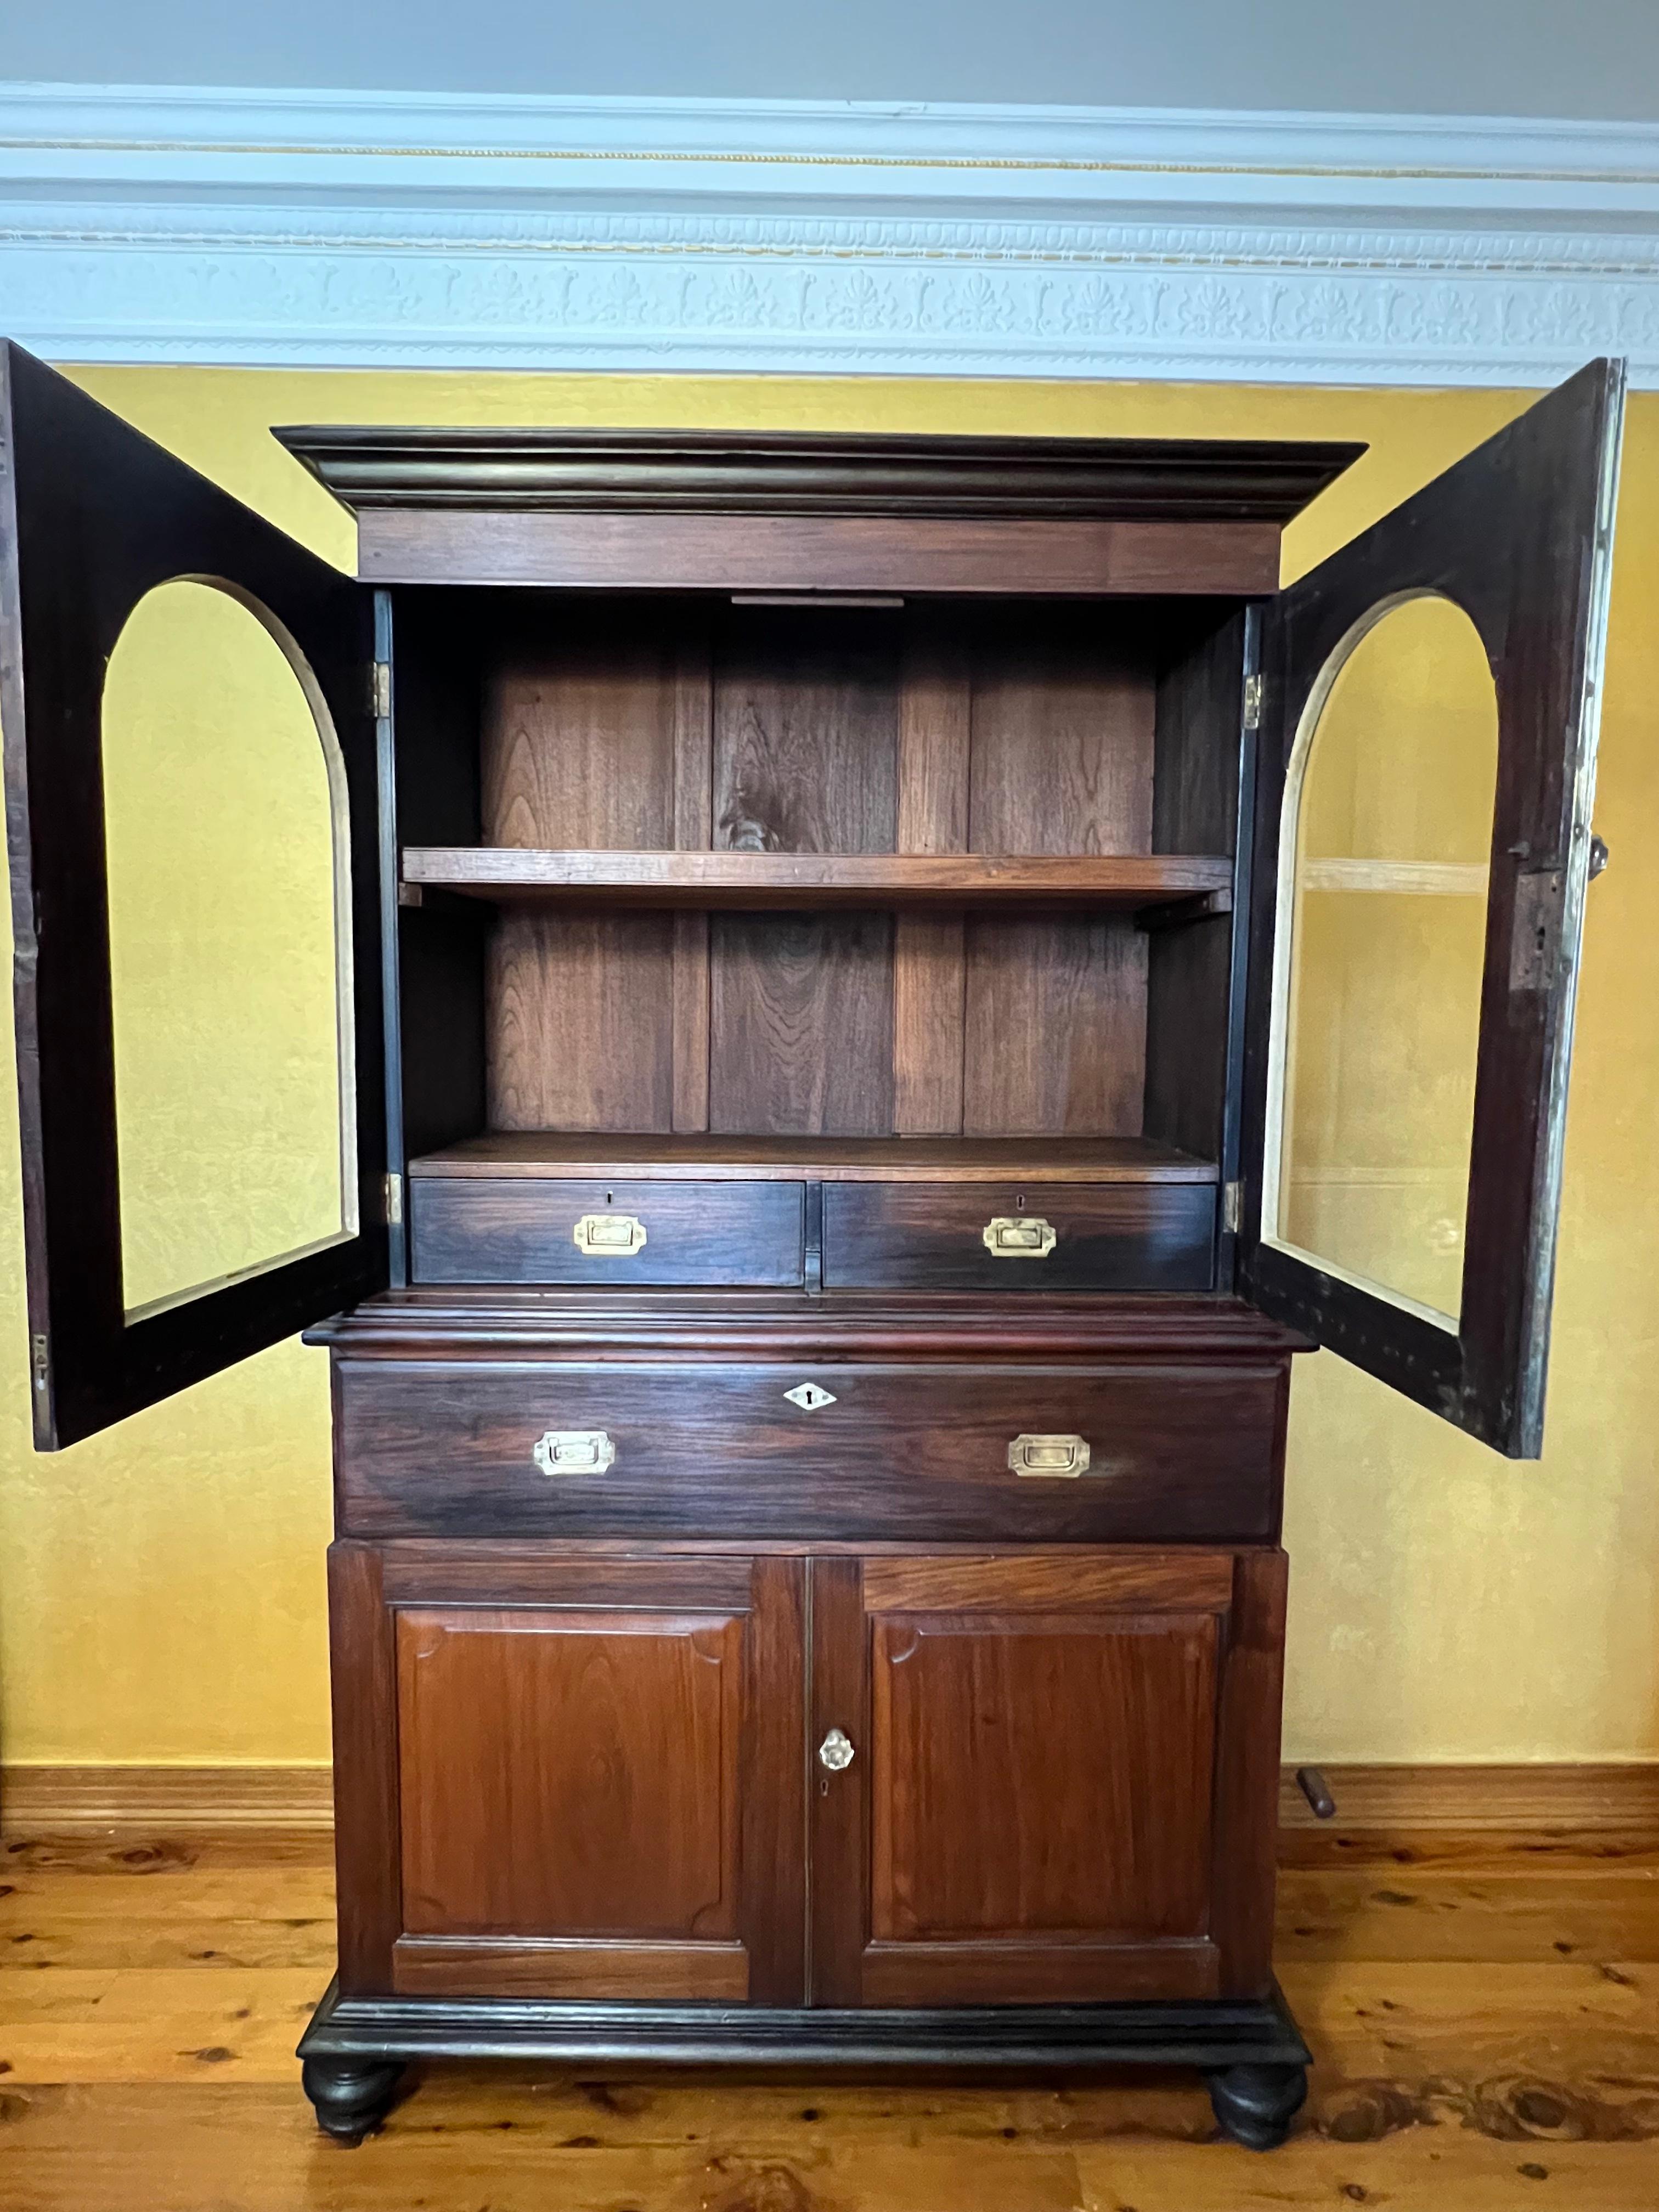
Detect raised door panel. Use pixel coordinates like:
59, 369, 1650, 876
329, 1543, 806, 2005
811, 1550, 1280, 2007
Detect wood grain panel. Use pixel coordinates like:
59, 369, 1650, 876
712, 606, 898, 857
956, 611, 1156, 1138
859, 1938, 1220, 2006
859, 1551, 1235, 1615
357, 509, 1285, 594
326, 1543, 400, 1995
869, 1611, 1218, 1948
709, 911, 894, 1135
672, 630, 714, 1131
1211, 1549, 1290, 1997
961, 914, 1147, 1136
808, 1556, 867, 2007
480, 622, 678, 851
968, 611, 1155, 857
741, 1556, 809, 2005
893, 616, 972, 1133
708, 607, 898, 1137
390, 1936, 748, 2000
396, 1605, 742, 1941
481, 612, 695, 1135
487, 909, 676, 1131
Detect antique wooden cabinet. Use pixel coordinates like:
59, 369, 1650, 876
0, 346, 1623, 2149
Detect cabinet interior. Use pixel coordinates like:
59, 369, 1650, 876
392, 588, 1248, 1181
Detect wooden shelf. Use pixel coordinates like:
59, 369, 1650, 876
409, 1133, 1218, 1184
400, 849, 1233, 910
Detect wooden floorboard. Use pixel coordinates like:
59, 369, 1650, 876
3, 1822, 1659, 2208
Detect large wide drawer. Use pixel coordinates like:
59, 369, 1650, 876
409, 1178, 804, 1287
821, 1182, 1214, 1292
334, 1361, 1283, 1543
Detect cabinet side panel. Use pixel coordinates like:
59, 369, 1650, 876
1210, 1547, 1289, 1997
328, 1541, 402, 1994
1144, 608, 1246, 1165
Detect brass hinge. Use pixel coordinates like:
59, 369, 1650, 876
1243, 674, 1263, 731
372, 662, 392, 719
1222, 1181, 1243, 1235
383, 1171, 403, 1227
30, 1331, 48, 1392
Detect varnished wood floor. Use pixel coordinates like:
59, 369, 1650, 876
2, 1822, 1656, 2209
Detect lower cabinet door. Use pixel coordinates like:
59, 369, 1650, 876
808, 1548, 1285, 2007
328, 1542, 806, 2004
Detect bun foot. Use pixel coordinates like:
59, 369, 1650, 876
1206, 2061, 1307, 2149
301, 2056, 405, 2143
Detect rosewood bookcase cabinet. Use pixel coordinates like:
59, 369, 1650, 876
0, 346, 1623, 2149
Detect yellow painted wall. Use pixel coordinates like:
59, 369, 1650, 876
1, 364, 1655, 1767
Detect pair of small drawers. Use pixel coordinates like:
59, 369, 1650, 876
408, 1177, 1216, 1293
332, 1359, 1283, 1544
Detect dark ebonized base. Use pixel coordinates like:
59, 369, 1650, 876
298, 1979, 1310, 2148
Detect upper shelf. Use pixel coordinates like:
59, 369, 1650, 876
400, 849, 1234, 911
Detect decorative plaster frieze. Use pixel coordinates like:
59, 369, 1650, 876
1, 84, 1655, 383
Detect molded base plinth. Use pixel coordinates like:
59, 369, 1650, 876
300, 1977, 1309, 2141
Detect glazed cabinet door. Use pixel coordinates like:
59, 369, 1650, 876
329, 1544, 806, 2004
0, 345, 386, 1448
1241, 358, 1624, 1455
809, 1549, 1285, 2007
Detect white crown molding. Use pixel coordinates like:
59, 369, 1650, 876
2, 81, 1657, 384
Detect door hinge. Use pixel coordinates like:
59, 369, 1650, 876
1222, 1181, 1243, 1235
30, 1332, 48, 1393
1242, 674, 1263, 731
383, 1171, 404, 1227
372, 662, 392, 719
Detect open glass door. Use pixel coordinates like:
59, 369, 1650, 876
0, 345, 387, 1449
1239, 359, 1624, 1457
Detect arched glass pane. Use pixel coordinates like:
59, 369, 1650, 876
1270, 594, 1499, 1326
102, 579, 353, 1319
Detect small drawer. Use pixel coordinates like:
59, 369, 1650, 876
334, 1359, 1282, 1545
409, 1177, 804, 1287
822, 1181, 1214, 1293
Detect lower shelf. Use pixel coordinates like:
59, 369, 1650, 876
298, 1976, 1311, 2147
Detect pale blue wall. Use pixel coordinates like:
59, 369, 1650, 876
3, 0, 1654, 120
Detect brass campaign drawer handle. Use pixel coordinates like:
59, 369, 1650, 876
1008, 1432, 1092, 1479
573, 1212, 647, 1257
983, 1215, 1057, 1259
533, 1430, 616, 1477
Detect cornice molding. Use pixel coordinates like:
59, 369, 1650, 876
1, 82, 1656, 384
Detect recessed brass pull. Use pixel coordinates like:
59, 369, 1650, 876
533, 1429, 616, 1476
983, 1215, 1057, 1259
573, 1212, 647, 1257
1008, 1432, 1091, 1478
